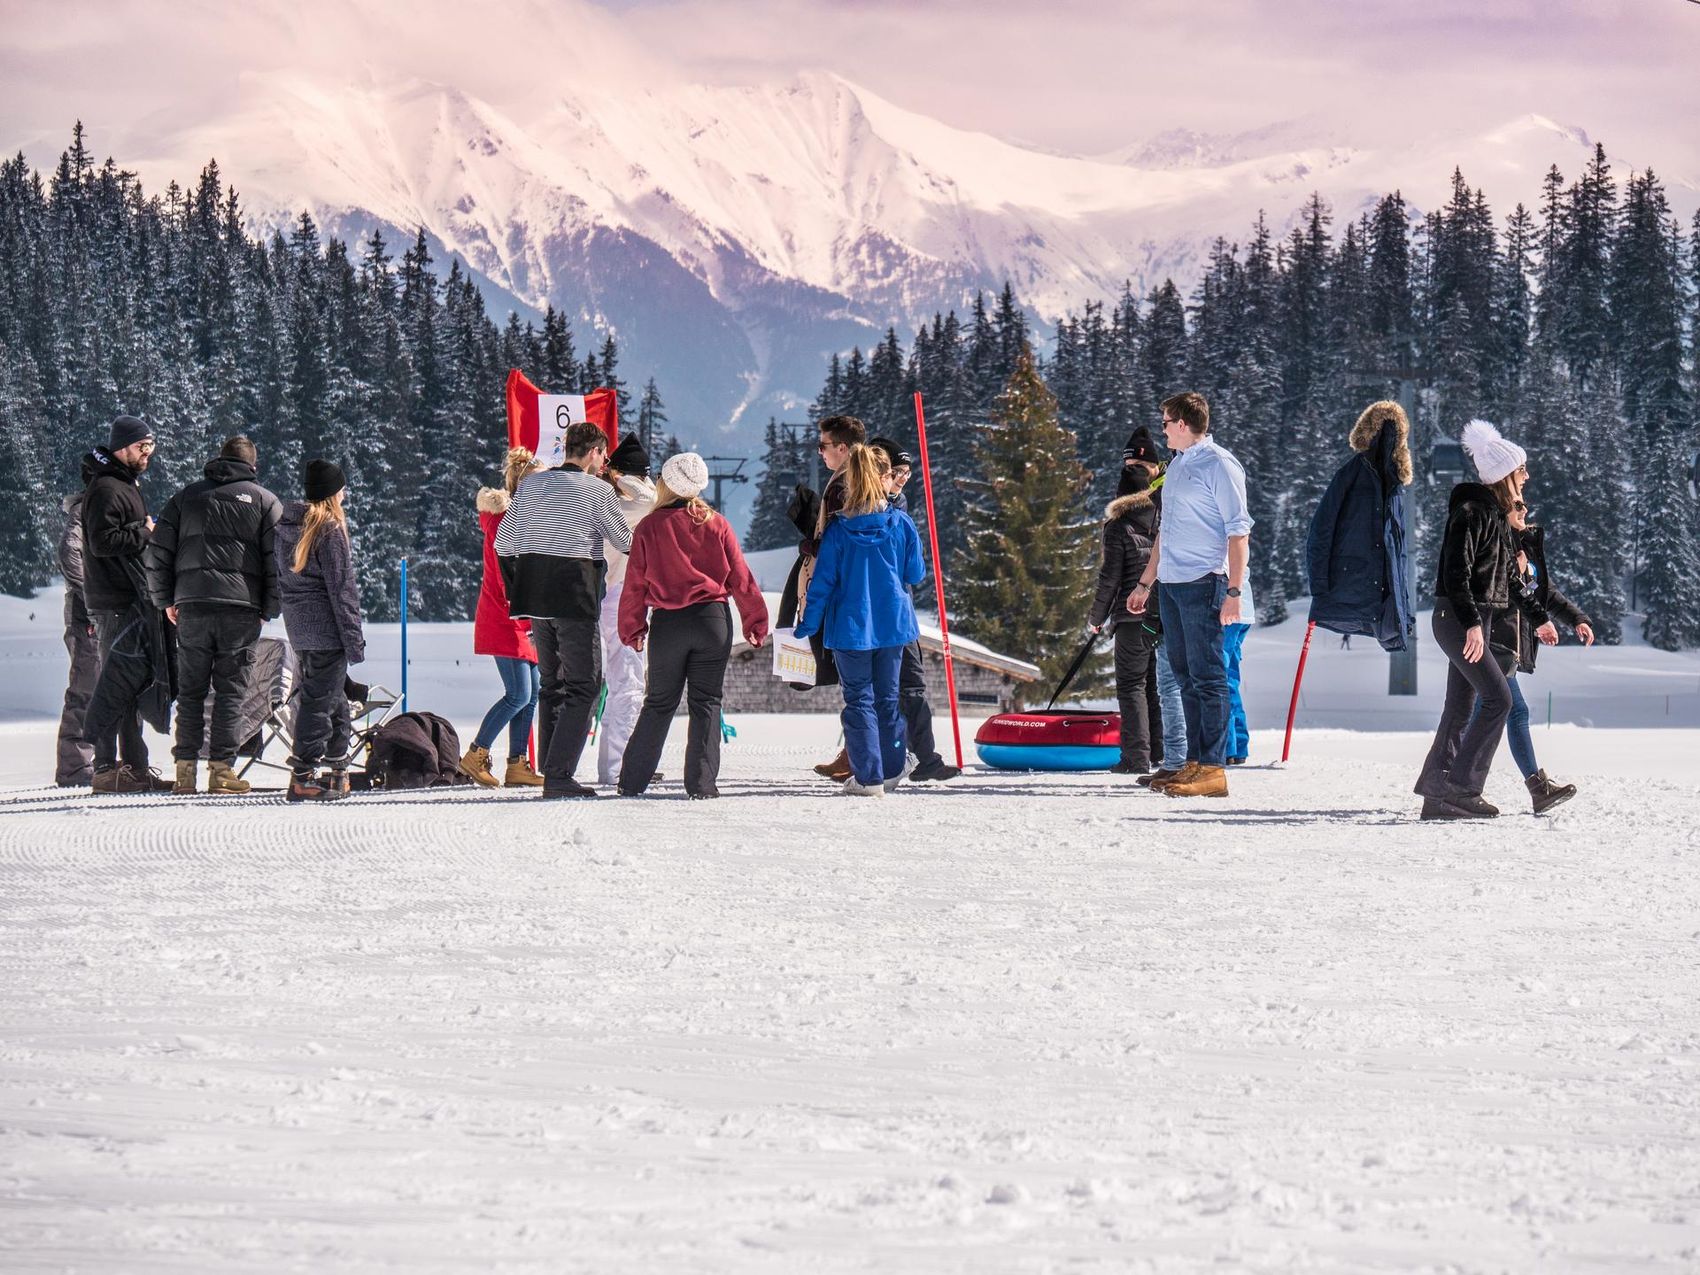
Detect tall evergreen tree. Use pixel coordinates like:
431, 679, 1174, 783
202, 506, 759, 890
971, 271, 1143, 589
953, 351, 1099, 701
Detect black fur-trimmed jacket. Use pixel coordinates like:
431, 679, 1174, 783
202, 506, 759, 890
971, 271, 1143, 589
1090, 486, 1160, 629
1433, 482, 1517, 630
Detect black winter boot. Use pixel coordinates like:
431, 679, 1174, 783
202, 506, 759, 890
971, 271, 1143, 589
1526, 770, 1576, 814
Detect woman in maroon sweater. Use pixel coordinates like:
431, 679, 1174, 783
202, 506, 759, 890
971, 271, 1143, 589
616, 453, 769, 799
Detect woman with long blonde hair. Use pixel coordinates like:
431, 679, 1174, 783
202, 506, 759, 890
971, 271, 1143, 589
460, 446, 546, 788
794, 443, 926, 796
275, 460, 365, 802
615, 453, 769, 799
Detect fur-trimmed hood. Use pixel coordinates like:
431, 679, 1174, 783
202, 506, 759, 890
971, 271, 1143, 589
1349, 401, 1413, 486
476, 486, 510, 515
1103, 489, 1154, 522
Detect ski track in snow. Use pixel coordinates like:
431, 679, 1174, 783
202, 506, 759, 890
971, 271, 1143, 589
2, 730, 1699, 1272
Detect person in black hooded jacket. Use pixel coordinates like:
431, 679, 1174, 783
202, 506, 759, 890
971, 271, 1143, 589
145, 435, 283, 795
1414, 419, 1528, 820
80, 415, 175, 793
1090, 431, 1165, 774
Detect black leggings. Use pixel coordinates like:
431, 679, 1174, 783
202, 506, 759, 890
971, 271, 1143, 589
1415, 604, 1511, 798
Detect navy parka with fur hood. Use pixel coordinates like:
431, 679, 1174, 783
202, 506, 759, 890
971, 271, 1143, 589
1306, 403, 1415, 651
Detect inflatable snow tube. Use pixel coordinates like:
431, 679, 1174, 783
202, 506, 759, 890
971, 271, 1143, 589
974, 711, 1121, 772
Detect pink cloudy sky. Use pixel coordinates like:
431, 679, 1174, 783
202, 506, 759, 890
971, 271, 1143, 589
2, 0, 1697, 174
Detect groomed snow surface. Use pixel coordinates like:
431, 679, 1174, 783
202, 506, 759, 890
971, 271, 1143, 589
3, 590, 1699, 1272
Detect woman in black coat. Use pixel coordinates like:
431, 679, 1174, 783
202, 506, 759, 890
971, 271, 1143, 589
1090, 456, 1164, 774
1414, 420, 1528, 820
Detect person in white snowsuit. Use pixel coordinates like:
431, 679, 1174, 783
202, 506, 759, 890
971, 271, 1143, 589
598, 434, 658, 786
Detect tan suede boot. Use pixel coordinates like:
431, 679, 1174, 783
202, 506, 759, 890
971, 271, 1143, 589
459, 745, 499, 788
173, 760, 198, 795
1164, 764, 1228, 798
207, 762, 251, 795
504, 756, 545, 787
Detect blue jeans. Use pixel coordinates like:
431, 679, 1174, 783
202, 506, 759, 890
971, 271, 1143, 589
1158, 574, 1231, 768
1223, 622, 1250, 762
834, 646, 907, 785
1155, 641, 1186, 769
1468, 668, 1538, 779
474, 655, 540, 755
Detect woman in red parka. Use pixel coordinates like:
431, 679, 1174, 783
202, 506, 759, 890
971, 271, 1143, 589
460, 447, 544, 787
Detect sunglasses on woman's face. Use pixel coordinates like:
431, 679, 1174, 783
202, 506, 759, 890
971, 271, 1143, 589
1513, 501, 1527, 512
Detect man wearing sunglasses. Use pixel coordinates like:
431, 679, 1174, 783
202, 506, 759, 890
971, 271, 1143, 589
81, 416, 174, 793
1125, 392, 1253, 799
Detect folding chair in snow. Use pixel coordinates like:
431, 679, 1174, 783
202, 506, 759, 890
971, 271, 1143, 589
233, 639, 402, 789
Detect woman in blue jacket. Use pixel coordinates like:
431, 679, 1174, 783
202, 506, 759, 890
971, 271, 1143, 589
794, 445, 927, 795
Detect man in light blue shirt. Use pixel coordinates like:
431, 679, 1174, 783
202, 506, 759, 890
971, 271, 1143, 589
1126, 391, 1253, 796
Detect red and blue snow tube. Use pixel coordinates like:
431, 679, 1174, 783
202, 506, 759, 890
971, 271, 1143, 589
973, 630, 1120, 771
974, 710, 1121, 771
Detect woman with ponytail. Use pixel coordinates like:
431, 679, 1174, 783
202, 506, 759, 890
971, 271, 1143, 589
276, 460, 365, 802
794, 444, 926, 796
615, 453, 768, 800
460, 447, 545, 788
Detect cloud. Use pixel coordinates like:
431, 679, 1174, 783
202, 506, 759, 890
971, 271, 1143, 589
2, 0, 1695, 187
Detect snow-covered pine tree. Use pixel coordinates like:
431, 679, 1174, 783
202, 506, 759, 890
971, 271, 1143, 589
747, 419, 802, 551
637, 376, 667, 457
952, 350, 1099, 703
1613, 169, 1696, 648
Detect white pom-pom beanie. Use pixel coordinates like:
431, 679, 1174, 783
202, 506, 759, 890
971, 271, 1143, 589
661, 451, 710, 499
1460, 419, 1527, 485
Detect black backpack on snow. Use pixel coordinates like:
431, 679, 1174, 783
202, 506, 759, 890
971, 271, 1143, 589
370, 711, 467, 789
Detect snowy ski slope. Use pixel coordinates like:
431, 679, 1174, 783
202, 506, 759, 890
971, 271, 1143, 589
2, 585, 1698, 1271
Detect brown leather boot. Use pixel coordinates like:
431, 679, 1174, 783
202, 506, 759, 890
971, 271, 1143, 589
459, 745, 499, 787
1165, 764, 1228, 798
1149, 762, 1199, 793
1138, 766, 1180, 789
813, 747, 853, 782
173, 760, 198, 795
504, 756, 545, 787
207, 762, 251, 795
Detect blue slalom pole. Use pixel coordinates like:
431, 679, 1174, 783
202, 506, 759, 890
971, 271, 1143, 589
399, 557, 409, 712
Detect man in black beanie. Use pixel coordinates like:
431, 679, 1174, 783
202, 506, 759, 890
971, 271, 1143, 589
81, 415, 173, 792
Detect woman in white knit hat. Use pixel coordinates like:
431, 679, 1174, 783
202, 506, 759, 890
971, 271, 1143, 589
1413, 419, 1529, 820
615, 452, 770, 799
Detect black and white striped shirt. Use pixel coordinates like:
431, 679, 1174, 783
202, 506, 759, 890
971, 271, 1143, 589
494, 467, 632, 561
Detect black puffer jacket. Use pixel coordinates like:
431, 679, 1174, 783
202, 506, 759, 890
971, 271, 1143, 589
1490, 525, 1591, 674
1433, 482, 1515, 629
58, 493, 90, 629
145, 457, 284, 616
1090, 484, 1160, 628
79, 448, 151, 611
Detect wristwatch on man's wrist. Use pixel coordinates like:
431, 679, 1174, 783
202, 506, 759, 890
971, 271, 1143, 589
1226, 587, 1242, 598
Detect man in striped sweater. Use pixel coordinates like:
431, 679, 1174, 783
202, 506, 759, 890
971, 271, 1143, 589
495, 421, 631, 798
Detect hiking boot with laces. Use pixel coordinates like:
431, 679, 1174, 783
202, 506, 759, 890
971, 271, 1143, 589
503, 756, 545, 787
207, 762, 250, 795
458, 745, 499, 788
173, 760, 198, 795
1526, 769, 1576, 814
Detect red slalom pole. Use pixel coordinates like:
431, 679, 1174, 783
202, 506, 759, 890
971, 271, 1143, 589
913, 391, 964, 768
1281, 621, 1317, 763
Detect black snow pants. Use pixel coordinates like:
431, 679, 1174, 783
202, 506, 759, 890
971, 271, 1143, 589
618, 601, 733, 798
1114, 619, 1163, 769
85, 605, 153, 772
173, 606, 264, 764
56, 618, 99, 785
898, 641, 939, 768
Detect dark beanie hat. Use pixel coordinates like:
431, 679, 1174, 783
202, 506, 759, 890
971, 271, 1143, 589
108, 415, 154, 452
1123, 426, 1161, 465
304, 459, 346, 503
608, 433, 651, 478
869, 436, 914, 469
